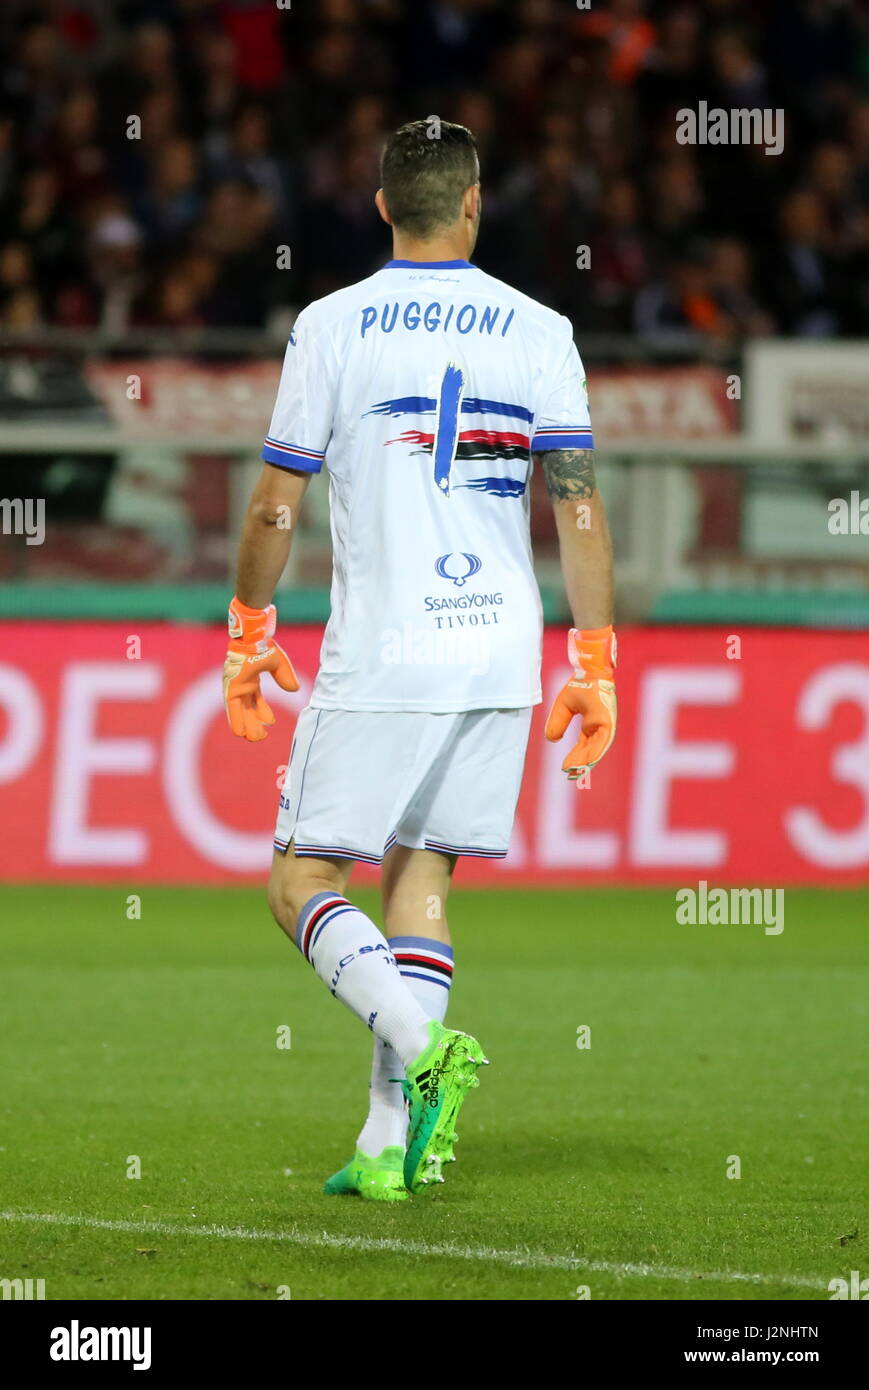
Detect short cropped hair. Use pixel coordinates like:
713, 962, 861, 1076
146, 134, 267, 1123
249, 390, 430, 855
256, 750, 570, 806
380, 120, 479, 238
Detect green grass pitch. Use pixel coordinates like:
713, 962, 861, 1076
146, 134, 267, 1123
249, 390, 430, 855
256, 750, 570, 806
1, 884, 866, 1301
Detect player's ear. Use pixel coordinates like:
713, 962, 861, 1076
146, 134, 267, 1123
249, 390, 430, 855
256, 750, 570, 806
375, 188, 392, 226
463, 183, 481, 223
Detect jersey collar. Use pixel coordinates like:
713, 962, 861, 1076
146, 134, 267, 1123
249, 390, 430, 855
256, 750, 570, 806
384, 259, 475, 269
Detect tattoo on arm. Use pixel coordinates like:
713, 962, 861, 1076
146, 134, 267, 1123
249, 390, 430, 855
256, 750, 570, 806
537, 449, 597, 501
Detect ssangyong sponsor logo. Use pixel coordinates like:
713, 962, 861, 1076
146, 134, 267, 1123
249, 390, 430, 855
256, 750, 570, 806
435, 552, 482, 587
424, 592, 503, 611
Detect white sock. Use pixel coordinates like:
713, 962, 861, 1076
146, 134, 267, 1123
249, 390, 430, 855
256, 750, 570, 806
295, 893, 432, 1065
357, 936, 454, 1156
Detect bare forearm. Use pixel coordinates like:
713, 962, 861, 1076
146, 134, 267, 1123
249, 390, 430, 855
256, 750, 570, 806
536, 448, 614, 629
234, 464, 309, 608
235, 507, 292, 609
553, 491, 613, 628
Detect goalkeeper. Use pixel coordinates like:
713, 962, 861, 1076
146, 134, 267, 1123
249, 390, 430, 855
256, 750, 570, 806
225, 120, 616, 1202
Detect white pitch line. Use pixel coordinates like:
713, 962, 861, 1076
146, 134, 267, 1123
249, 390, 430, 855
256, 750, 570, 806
0, 1209, 826, 1291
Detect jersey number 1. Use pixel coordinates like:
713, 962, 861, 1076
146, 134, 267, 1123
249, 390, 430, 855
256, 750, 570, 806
433, 362, 464, 497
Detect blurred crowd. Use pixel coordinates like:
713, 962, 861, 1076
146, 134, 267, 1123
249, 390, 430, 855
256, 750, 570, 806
1, 0, 868, 345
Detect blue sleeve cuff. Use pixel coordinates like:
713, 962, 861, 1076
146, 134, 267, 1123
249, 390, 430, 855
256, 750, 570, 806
530, 429, 594, 451
262, 438, 326, 472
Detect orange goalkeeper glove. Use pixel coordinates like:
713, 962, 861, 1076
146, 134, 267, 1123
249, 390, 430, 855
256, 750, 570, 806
223, 596, 299, 742
544, 625, 617, 782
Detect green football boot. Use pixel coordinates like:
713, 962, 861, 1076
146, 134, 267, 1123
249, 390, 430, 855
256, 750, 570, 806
402, 1021, 489, 1194
324, 1146, 408, 1202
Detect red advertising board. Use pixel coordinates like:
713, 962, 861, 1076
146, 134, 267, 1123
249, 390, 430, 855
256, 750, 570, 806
591, 365, 738, 441
0, 623, 866, 885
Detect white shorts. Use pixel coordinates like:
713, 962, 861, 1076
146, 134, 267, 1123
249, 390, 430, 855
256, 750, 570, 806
274, 705, 533, 863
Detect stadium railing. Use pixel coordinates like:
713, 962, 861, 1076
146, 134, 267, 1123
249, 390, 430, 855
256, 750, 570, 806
1, 330, 866, 627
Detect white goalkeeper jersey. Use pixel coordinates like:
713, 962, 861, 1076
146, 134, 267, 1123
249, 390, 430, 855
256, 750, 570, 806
262, 258, 593, 712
